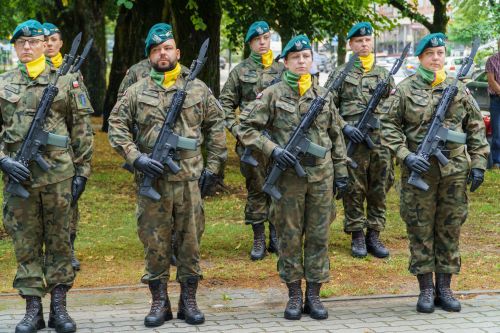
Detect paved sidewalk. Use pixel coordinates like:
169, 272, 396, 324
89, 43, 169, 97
1, 286, 499, 333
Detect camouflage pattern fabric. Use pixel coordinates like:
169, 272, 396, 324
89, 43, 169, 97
220, 57, 284, 225
3, 178, 74, 297
108, 69, 227, 283
0, 65, 93, 297
326, 64, 395, 233
237, 80, 348, 282
381, 72, 490, 275
117, 59, 151, 98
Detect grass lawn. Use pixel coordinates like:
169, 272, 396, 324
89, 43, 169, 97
0, 117, 499, 296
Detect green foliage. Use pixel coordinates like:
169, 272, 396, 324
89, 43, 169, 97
116, 0, 133, 10
186, 0, 207, 31
448, 0, 499, 44
476, 49, 495, 67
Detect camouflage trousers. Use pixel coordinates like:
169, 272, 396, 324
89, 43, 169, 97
136, 178, 204, 284
69, 203, 80, 235
2, 178, 75, 297
343, 143, 394, 233
236, 144, 272, 226
400, 165, 468, 275
272, 172, 334, 283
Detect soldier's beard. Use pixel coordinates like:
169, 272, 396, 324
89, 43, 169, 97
151, 59, 177, 73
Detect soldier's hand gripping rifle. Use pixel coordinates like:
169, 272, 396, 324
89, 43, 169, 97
6, 33, 83, 199
263, 53, 359, 201
139, 38, 209, 201
408, 37, 480, 191
346, 43, 410, 169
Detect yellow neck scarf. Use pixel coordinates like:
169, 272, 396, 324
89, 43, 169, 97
418, 65, 447, 87
298, 73, 312, 96
359, 53, 374, 72
262, 49, 273, 69
51, 52, 63, 68
431, 68, 447, 87
163, 62, 181, 88
19, 54, 46, 80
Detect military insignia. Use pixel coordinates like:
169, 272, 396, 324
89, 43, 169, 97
22, 26, 31, 36
430, 37, 438, 47
465, 87, 471, 95
256, 26, 264, 34
152, 34, 162, 43
166, 31, 173, 38
72, 80, 80, 88
295, 41, 303, 50
256, 92, 263, 99
360, 27, 366, 35
43, 28, 50, 36
79, 93, 87, 107
390, 88, 396, 95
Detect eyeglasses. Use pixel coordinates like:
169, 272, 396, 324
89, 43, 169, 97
14, 38, 44, 48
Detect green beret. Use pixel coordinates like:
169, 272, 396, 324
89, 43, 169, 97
10, 19, 45, 43
414, 33, 447, 56
42, 23, 61, 36
145, 23, 174, 56
281, 35, 312, 59
245, 21, 270, 43
346, 22, 373, 40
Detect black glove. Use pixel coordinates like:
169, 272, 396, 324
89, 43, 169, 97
342, 125, 364, 144
71, 176, 87, 206
271, 147, 296, 168
199, 169, 220, 198
0, 157, 30, 183
404, 153, 430, 174
334, 177, 349, 200
467, 168, 484, 193
133, 155, 164, 177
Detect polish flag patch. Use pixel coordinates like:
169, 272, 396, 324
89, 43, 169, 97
72, 81, 80, 88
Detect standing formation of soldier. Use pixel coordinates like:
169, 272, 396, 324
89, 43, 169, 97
1, 15, 490, 333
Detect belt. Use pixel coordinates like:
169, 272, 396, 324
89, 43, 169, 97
5, 142, 67, 153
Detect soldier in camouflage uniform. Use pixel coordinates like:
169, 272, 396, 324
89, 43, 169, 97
325, 22, 394, 259
381, 33, 489, 313
238, 35, 348, 321
0, 20, 94, 333
43, 22, 93, 272
108, 23, 227, 327
220, 21, 284, 260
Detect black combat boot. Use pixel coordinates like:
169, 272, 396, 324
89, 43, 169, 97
250, 223, 266, 260
435, 273, 461, 312
303, 282, 328, 320
69, 233, 80, 271
48, 285, 76, 333
177, 277, 205, 325
365, 228, 389, 258
144, 280, 173, 327
284, 280, 303, 320
170, 231, 177, 267
267, 223, 279, 254
15, 296, 45, 333
416, 273, 435, 313
351, 230, 367, 258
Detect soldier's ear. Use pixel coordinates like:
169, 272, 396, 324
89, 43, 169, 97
176, 48, 180, 61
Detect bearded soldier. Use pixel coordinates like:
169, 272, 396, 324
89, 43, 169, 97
108, 23, 227, 327
325, 22, 394, 259
220, 21, 285, 260
1, 20, 94, 333
382, 33, 489, 313
238, 35, 348, 320
43, 22, 93, 271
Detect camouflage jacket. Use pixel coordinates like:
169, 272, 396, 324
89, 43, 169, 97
108, 68, 227, 181
381, 73, 489, 175
0, 65, 94, 187
220, 57, 285, 136
237, 80, 348, 182
326, 64, 394, 141
117, 59, 151, 98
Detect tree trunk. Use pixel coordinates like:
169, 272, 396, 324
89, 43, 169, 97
169, 0, 222, 96
337, 34, 346, 66
102, 0, 167, 131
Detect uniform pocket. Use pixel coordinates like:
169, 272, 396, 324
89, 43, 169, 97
182, 94, 203, 127
274, 99, 297, 130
